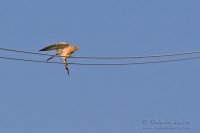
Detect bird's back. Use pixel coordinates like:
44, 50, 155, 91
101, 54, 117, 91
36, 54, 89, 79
60, 46, 74, 56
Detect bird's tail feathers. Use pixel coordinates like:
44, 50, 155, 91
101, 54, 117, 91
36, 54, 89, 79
46, 52, 61, 61
65, 63, 70, 76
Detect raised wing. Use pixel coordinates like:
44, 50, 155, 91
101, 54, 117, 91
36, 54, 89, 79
39, 42, 69, 51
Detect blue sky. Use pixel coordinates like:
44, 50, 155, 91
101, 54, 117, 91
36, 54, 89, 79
0, 0, 200, 132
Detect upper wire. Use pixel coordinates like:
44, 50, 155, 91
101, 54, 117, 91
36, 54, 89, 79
1, 47, 200, 59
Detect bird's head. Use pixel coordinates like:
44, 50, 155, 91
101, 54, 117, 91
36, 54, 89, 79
74, 46, 79, 50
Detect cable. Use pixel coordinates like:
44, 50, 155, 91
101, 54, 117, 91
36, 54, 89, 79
71, 51, 200, 59
0, 56, 63, 64
0, 47, 56, 57
1, 47, 200, 59
0, 56, 200, 66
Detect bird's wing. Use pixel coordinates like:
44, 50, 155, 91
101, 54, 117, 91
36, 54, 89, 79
39, 42, 69, 51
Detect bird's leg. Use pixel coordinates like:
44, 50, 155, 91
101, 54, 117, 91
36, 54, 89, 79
64, 60, 70, 76
47, 53, 60, 61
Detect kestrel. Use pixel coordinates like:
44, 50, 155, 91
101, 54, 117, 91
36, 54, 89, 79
39, 42, 78, 76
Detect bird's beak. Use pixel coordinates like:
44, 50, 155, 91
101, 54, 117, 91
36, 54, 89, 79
75, 46, 79, 50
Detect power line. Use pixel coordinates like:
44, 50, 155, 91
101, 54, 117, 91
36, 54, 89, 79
0, 47, 56, 57
1, 47, 200, 59
0, 56, 63, 65
0, 56, 200, 66
71, 51, 200, 59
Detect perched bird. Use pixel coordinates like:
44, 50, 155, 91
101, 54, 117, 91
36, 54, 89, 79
39, 42, 78, 76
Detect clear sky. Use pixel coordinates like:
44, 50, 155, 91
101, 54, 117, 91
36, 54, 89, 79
0, 0, 199, 133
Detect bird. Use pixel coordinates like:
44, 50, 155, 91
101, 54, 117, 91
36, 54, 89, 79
39, 42, 78, 76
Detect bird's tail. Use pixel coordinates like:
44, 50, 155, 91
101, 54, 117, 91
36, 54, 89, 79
46, 53, 60, 61
65, 63, 70, 76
